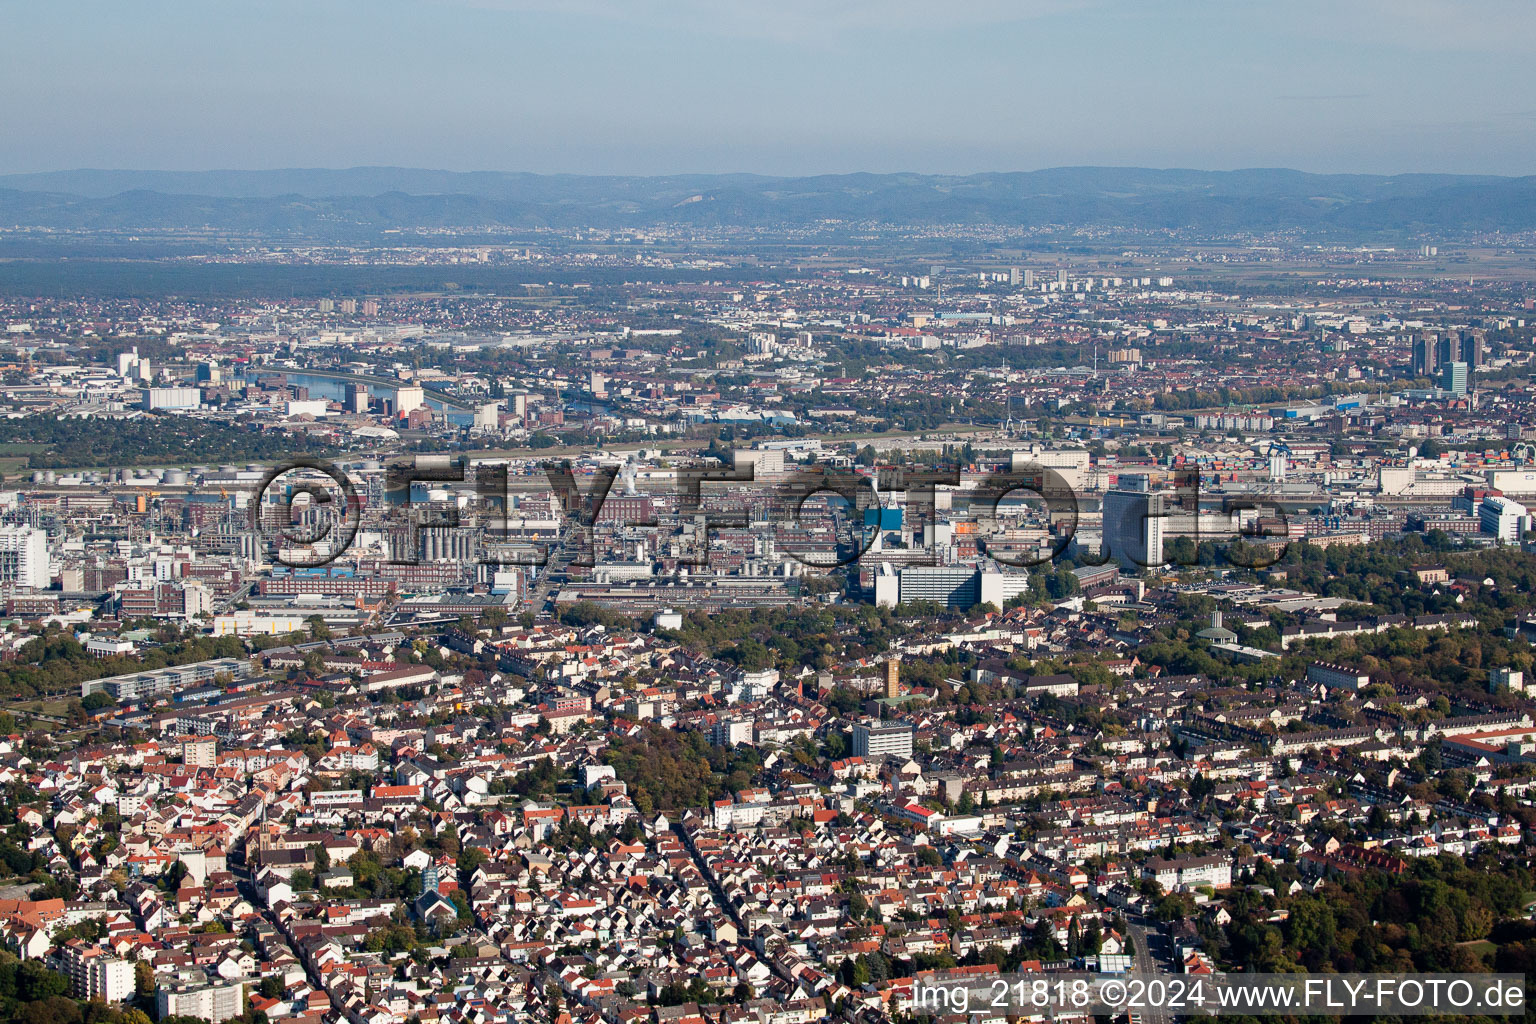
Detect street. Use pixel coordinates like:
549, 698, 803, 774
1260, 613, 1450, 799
1124, 916, 1177, 1024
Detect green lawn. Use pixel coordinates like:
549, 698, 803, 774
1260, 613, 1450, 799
3, 696, 75, 720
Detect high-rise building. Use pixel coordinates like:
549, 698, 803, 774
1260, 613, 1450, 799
1434, 335, 1456, 367
1459, 331, 1485, 368
853, 721, 914, 760
1102, 480, 1165, 569
1411, 335, 1439, 377
883, 657, 901, 700
157, 971, 244, 1023
710, 718, 753, 747
361, 299, 379, 317
195, 361, 221, 384
62, 946, 134, 1003
1023, 269, 1035, 288
1490, 667, 1525, 694
0, 525, 48, 589
1442, 361, 1470, 396
182, 737, 217, 767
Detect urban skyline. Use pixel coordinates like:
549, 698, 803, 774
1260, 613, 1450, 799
3, 6, 1536, 1024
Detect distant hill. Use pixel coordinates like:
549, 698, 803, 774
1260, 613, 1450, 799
1, 167, 1532, 237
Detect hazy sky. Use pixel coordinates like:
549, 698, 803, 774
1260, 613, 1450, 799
4, 0, 1534, 175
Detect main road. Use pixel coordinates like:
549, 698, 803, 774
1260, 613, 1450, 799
1125, 916, 1177, 1024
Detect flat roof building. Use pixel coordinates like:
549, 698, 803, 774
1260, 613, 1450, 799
853, 721, 914, 760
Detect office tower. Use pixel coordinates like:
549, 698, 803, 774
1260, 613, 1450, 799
1442, 361, 1470, 396
1102, 479, 1164, 569
195, 361, 221, 384
893, 564, 980, 608
0, 525, 48, 589
1480, 495, 1528, 542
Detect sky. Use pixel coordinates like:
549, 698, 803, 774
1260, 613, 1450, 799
3, 0, 1534, 176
